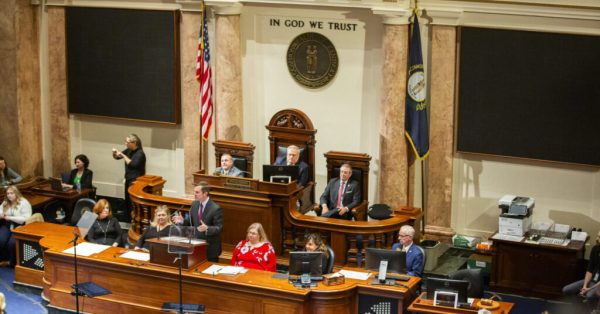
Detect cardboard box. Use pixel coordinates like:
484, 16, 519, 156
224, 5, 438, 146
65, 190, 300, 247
452, 235, 481, 248
499, 215, 532, 236
467, 253, 492, 274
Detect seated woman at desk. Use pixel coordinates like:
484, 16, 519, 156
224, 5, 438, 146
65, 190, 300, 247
134, 205, 172, 251
0, 186, 32, 267
231, 222, 276, 272
0, 157, 22, 186
304, 233, 330, 274
62, 154, 93, 190
86, 199, 122, 247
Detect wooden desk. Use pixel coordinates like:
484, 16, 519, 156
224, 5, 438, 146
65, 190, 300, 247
15, 222, 421, 313
11, 222, 76, 287
1, 177, 91, 222
490, 234, 586, 298
408, 292, 514, 314
128, 174, 421, 265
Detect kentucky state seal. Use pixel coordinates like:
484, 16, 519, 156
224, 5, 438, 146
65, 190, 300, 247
286, 32, 338, 89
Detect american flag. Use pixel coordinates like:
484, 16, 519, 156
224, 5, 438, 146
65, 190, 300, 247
197, 8, 213, 141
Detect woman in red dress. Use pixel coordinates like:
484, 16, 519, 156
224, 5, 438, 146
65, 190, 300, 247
231, 222, 276, 272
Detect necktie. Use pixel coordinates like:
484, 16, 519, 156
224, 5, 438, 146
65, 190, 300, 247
336, 181, 345, 208
198, 203, 204, 223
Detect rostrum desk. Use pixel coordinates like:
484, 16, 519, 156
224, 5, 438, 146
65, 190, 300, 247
14, 222, 420, 313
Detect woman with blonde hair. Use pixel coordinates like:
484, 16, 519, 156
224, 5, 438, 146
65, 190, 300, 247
231, 222, 276, 271
135, 205, 172, 250
0, 185, 32, 267
86, 199, 122, 247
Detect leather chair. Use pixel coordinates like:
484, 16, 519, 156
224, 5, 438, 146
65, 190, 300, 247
415, 244, 426, 276
450, 268, 484, 298
71, 198, 96, 226
213, 140, 256, 178
314, 151, 372, 221
325, 245, 335, 274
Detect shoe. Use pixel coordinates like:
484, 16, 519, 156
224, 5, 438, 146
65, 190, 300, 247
0, 261, 10, 267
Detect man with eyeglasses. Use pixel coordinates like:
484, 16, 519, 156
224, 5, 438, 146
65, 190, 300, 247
392, 225, 424, 277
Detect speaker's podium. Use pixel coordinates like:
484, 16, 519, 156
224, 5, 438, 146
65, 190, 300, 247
193, 172, 310, 255
147, 237, 207, 269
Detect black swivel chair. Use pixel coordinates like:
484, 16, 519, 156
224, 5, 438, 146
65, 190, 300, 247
325, 245, 335, 274
71, 198, 96, 226
450, 268, 485, 298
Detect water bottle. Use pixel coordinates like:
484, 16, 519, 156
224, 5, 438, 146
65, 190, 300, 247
76, 182, 81, 193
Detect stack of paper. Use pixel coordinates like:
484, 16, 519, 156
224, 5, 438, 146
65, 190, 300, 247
337, 269, 371, 281
202, 265, 247, 275
62, 242, 110, 256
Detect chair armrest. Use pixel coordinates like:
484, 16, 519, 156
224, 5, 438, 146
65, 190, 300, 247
351, 201, 368, 221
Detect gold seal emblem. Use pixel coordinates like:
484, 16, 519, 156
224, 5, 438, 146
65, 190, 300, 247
286, 32, 338, 89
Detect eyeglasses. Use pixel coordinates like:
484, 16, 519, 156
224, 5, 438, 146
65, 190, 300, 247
398, 234, 410, 238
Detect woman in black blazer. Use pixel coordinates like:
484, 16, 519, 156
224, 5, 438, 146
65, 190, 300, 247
62, 154, 93, 190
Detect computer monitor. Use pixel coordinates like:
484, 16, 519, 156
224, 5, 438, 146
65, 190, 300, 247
426, 277, 469, 304
288, 251, 323, 277
262, 165, 299, 184
365, 248, 407, 274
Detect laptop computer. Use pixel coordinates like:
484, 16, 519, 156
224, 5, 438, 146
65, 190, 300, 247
48, 177, 69, 191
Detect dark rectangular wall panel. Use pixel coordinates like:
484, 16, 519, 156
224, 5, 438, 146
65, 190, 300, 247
66, 7, 181, 124
456, 27, 600, 166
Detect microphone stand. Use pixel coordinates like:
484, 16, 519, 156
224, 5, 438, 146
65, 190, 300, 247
69, 232, 82, 314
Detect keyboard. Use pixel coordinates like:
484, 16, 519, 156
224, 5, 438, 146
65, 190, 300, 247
539, 237, 569, 246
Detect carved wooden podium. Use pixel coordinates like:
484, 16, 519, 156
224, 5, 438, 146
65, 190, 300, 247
147, 238, 207, 270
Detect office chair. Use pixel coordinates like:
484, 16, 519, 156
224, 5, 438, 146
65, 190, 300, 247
71, 198, 96, 226
450, 268, 484, 298
325, 245, 335, 274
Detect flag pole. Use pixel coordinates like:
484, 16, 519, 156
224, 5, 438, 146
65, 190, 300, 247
200, 1, 208, 173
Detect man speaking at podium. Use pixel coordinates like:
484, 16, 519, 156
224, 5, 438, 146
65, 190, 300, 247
172, 182, 224, 262
274, 145, 308, 187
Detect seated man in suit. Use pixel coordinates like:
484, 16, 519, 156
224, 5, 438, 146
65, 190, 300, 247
274, 145, 308, 187
320, 163, 361, 220
214, 153, 244, 177
391, 225, 424, 277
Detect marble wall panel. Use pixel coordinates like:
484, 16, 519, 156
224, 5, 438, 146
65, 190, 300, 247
378, 24, 409, 207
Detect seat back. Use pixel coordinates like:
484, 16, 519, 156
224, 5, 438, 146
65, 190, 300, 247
266, 109, 316, 185
415, 244, 426, 276
61, 171, 71, 184
325, 245, 335, 274
450, 268, 484, 298
213, 140, 256, 178
71, 198, 97, 226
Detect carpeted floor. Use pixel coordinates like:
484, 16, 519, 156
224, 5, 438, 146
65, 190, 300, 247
0, 267, 47, 314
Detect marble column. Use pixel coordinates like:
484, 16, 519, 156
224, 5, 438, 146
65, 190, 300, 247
0, 0, 42, 177
213, 4, 243, 141
47, 7, 71, 176
424, 25, 457, 241
377, 16, 410, 208
181, 12, 202, 193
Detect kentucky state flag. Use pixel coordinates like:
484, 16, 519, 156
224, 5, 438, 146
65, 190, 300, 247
404, 13, 429, 160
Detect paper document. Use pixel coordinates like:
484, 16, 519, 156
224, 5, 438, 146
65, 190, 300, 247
62, 242, 110, 256
201, 265, 247, 275
120, 251, 150, 261
338, 269, 371, 281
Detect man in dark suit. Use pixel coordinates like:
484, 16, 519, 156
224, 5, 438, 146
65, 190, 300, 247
172, 182, 224, 262
214, 153, 244, 177
391, 225, 424, 277
320, 163, 361, 220
274, 145, 309, 187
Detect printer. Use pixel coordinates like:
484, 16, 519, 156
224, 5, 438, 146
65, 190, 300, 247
499, 195, 534, 216
498, 195, 534, 236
